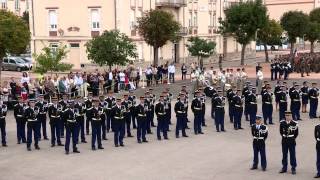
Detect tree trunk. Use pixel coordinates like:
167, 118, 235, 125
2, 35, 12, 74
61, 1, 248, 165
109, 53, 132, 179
109, 65, 112, 71
240, 44, 246, 65
264, 43, 269, 63
153, 46, 159, 66
200, 57, 204, 70
310, 41, 314, 54
290, 42, 295, 63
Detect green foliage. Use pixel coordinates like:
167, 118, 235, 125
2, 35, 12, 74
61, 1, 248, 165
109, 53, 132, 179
137, 9, 180, 65
257, 19, 283, 46
86, 30, 137, 69
187, 37, 216, 58
22, 11, 29, 27
305, 21, 320, 43
310, 8, 320, 23
0, 10, 30, 59
280, 11, 309, 44
33, 46, 73, 75
219, 0, 267, 65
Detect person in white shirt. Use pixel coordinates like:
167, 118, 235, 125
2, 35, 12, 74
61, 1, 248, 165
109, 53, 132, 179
119, 71, 125, 90
168, 63, 175, 83
74, 73, 84, 96
21, 72, 30, 85
257, 68, 264, 95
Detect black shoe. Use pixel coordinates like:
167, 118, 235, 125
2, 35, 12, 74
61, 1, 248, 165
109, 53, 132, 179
182, 135, 188, 137
279, 169, 287, 173
147, 132, 153, 134
199, 132, 204, 134
115, 144, 119, 147
292, 169, 296, 175
98, 146, 104, 149
269, 123, 274, 125
234, 128, 238, 130
51, 144, 55, 147
202, 125, 207, 127
250, 166, 257, 170
22, 140, 26, 143
81, 140, 87, 143
128, 135, 134, 138
164, 137, 169, 140
262, 168, 266, 171
120, 144, 124, 147
216, 130, 220, 132
314, 174, 320, 178
102, 137, 108, 140
138, 140, 142, 143
17, 141, 21, 144
176, 135, 179, 138
157, 137, 161, 140
35, 145, 40, 150
2, 144, 7, 147
65, 151, 69, 155
238, 127, 244, 130
151, 125, 156, 127
73, 150, 80, 153
133, 126, 137, 129
44, 137, 49, 140
92, 147, 96, 150
58, 143, 64, 146
221, 130, 226, 132
298, 119, 302, 121
186, 127, 190, 129
142, 140, 148, 143
27, 147, 31, 151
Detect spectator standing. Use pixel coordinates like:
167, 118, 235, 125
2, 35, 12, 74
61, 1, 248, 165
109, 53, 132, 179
168, 63, 175, 83
181, 63, 187, 80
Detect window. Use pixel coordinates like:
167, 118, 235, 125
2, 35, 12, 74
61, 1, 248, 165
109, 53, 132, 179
15, 0, 20, 10
209, 12, 216, 26
188, 12, 192, 27
137, 0, 143, 8
9, 59, 16, 64
1, 0, 7, 9
3, 58, 8, 63
129, 9, 135, 30
130, 0, 135, 7
91, 9, 100, 30
49, 10, 57, 31
70, 43, 80, 48
193, 12, 198, 27
49, 43, 59, 53
209, 12, 212, 26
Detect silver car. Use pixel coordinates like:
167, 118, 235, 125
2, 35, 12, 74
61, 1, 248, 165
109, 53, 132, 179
20, 57, 33, 70
1, 57, 29, 72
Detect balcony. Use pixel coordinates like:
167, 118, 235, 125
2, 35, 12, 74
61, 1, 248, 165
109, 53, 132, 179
155, 0, 187, 8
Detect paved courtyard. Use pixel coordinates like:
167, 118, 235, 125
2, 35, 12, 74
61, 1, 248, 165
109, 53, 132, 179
1, 73, 320, 180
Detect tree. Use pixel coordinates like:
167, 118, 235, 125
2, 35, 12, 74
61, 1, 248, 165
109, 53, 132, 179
86, 30, 137, 70
219, 0, 267, 65
257, 19, 283, 62
280, 11, 309, 59
33, 46, 73, 75
186, 37, 216, 69
22, 11, 29, 28
310, 8, 320, 23
305, 21, 320, 54
137, 9, 180, 66
0, 10, 30, 85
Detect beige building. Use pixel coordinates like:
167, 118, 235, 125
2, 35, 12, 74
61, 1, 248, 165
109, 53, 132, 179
29, 0, 256, 69
1, 0, 29, 16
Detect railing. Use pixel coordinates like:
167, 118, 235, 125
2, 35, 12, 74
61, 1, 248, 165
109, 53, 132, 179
155, 0, 187, 7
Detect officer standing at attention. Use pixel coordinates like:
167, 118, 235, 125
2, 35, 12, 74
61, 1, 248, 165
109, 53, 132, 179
233, 90, 244, 130
274, 81, 282, 111
175, 93, 188, 138
63, 100, 80, 154
213, 90, 225, 132
262, 87, 273, 125
122, 94, 133, 137
0, 99, 7, 147
247, 88, 258, 125
301, 81, 309, 113
164, 90, 172, 131
14, 96, 26, 144
59, 93, 69, 138
135, 96, 148, 143
155, 95, 168, 140
98, 95, 107, 140
105, 91, 115, 132
250, 115, 268, 171
128, 90, 137, 129
309, 82, 319, 119
85, 92, 93, 135
74, 96, 87, 143
148, 88, 156, 127
48, 97, 63, 147
90, 98, 104, 150
112, 98, 126, 147
191, 91, 204, 135
35, 94, 49, 140
227, 86, 236, 123
243, 82, 251, 121
290, 84, 302, 121
145, 91, 153, 134
314, 122, 320, 178
279, 111, 299, 175
24, 99, 40, 151
279, 85, 288, 121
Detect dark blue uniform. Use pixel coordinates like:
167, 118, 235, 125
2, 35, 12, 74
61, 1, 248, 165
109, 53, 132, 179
105, 96, 115, 132
314, 124, 320, 177
0, 104, 7, 146
48, 103, 63, 146
74, 102, 86, 143
35, 101, 48, 140
145, 98, 153, 134
14, 103, 26, 143
99, 101, 107, 139
90, 107, 103, 149
164, 97, 172, 131
232, 95, 243, 129
280, 120, 298, 172
63, 108, 79, 153
59, 100, 68, 137
128, 95, 137, 128
122, 100, 133, 137
262, 92, 273, 124
251, 123, 268, 170
155, 101, 168, 139
191, 98, 203, 134
175, 100, 188, 137
111, 105, 125, 146
301, 86, 309, 105
227, 89, 235, 123
278, 91, 288, 121
25, 106, 40, 150
309, 87, 319, 118
289, 90, 301, 121
247, 93, 257, 125
213, 96, 225, 131
243, 86, 250, 121
135, 103, 148, 143
84, 99, 93, 134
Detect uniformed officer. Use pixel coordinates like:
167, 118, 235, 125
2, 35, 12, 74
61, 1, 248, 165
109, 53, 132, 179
279, 111, 299, 175
191, 91, 204, 135
248, 88, 258, 125
25, 99, 40, 151
271, 61, 276, 81
233, 89, 244, 130
122, 94, 133, 137
145, 91, 153, 134
85, 92, 93, 135
59, 93, 69, 138
48, 97, 63, 147
35, 94, 49, 140
243, 82, 251, 121
262, 87, 273, 125
0, 99, 7, 147
155, 95, 168, 140
213, 90, 225, 132
74, 96, 87, 143
148, 88, 156, 127
135, 96, 148, 143
128, 90, 137, 129
90, 99, 104, 150
301, 81, 309, 113
105, 91, 115, 132
164, 91, 172, 131
199, 87, 207, 127
98, 95, 107, 140
63, 100, 80, 154
274, 81, 282, 110
309, 82, 319, 119
175, 93, 188, 138
290, 84, 302, 121
111, 98, 125, 147
250, 115, 268, 171
314, 122, 320, 178
227, 86, 236, 123
279, 85, 288, 121
14, 96, 26, 144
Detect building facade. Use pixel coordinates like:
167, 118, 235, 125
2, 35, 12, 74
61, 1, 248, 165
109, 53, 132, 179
1, 0, 29, 16
29, 0, 256, 69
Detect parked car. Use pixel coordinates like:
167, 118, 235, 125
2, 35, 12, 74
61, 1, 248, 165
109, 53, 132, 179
20, 57, 33, 70
1, 57, 29, 72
